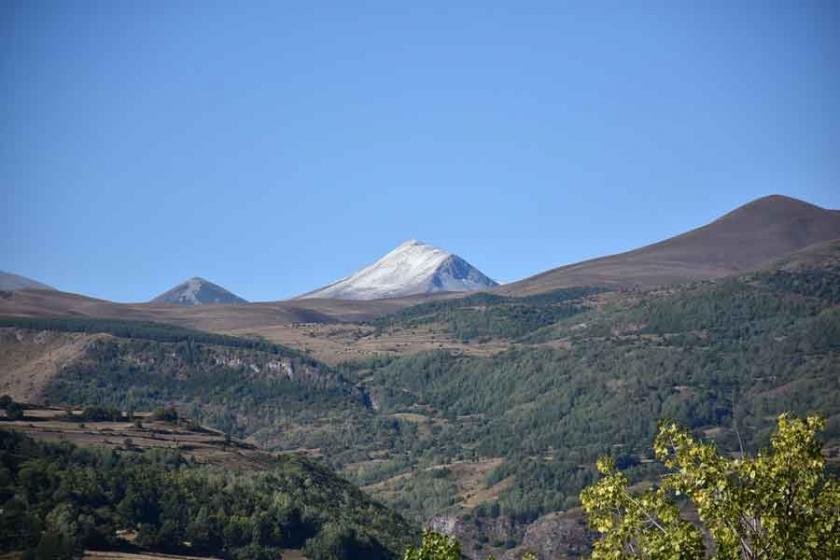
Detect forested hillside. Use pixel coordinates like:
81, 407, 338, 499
343, 242, 840, 555
4, 241, 839, 558
0, 317, 369, 446
0, 428, 416, 560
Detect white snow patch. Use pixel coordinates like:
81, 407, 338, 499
299, 240, 496, 300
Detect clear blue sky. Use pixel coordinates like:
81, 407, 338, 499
2, 1, 838, 302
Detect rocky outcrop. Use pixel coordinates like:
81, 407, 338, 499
501, 509, 593, 560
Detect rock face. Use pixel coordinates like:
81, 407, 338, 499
428, 513, 523, 560
150, 277, 247, 305
501, 510, 594, 560
429, 509, 593, 560
0, 271, 54, 291
298, 240, 498, 300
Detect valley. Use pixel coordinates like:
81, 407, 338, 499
2, 197, 839, 559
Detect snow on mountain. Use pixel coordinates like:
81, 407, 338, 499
150, 277, 247, 305
298, 240, 498, 300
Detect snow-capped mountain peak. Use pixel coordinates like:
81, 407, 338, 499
298, 240, 498, 300
150, 277, 247, 305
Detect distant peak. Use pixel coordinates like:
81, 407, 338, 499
298, 240, 496, 300
756, 194, 797, 202
0, 271, 55, 291
151, 276, 246, 305
396, 239, 447, 251
718, 195, 833, 224
740, 194, 827, 212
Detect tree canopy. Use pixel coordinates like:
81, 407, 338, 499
580, 414, 840, 559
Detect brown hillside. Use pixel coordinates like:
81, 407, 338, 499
0, 328, 109, 401
0, 288, 450, 329
499, 195, 840, 295
758, 238, 840, 272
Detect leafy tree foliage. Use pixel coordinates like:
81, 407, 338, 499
75, 405, 124, 422
3, 399, 24, 421
403, 530, 461, 560
581, 415, 840, 559
403, 531, 538, 560
152, 407, 179, 422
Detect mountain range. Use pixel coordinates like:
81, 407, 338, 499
2, 193, 840, 560
1, 195, 840, 313
3, 230, 838, 559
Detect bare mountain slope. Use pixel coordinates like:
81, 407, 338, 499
0, 271, 54, 291
500, 195, 840, 295
0, 287, 448, 331
0, 328, 108, 401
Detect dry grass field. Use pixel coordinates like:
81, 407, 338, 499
0, 289, 495, 364
0, 406, 277, 471
0, 288, 453, 327
228, 321, 511, 364
0, 328, 110, 401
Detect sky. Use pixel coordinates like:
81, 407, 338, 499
2, 1, 839, 302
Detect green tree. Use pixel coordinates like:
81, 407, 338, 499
152, 407, 179, 422
403, 532, 538, 560
403, 530, 461, 560
5, 401, 24, 421
581, 414, 840, 559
